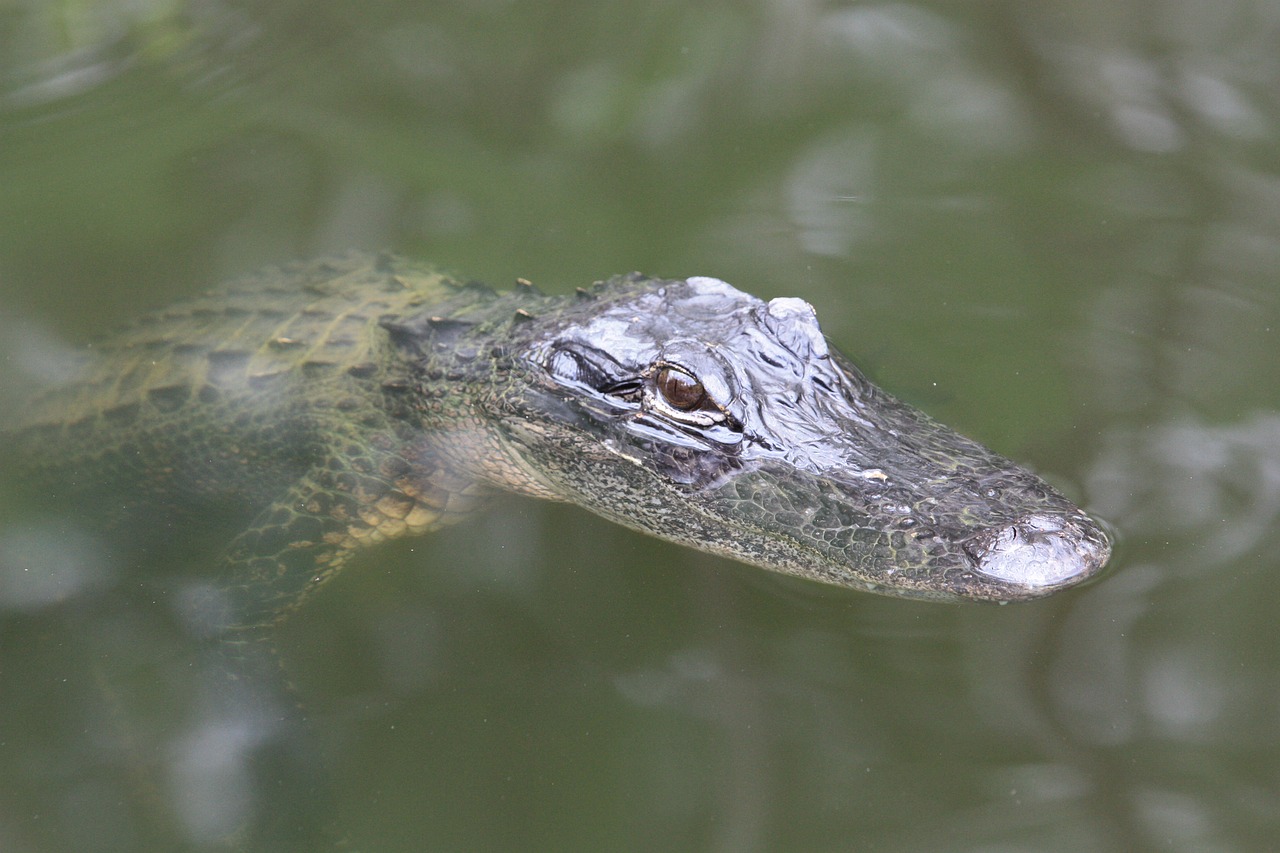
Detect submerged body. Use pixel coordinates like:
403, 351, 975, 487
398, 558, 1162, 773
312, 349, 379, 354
4, 253, 1110, 626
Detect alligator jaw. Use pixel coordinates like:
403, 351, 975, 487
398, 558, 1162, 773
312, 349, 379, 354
681, 454, 1112, 603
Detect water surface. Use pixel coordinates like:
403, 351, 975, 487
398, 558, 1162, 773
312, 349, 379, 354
2, 1, 1279, 850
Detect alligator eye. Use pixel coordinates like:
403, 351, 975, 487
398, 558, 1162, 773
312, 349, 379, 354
655, 364, 707, 411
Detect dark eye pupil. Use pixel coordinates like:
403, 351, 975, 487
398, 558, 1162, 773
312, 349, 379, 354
656, 365, 706, 411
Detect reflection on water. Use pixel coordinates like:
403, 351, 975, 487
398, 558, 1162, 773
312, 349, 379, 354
0, 520, 112, 609
2, 0, 1280, 850
1092, 412, 1280, 570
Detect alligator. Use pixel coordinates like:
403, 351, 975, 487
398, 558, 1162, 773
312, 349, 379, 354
2, 252, 1111, 629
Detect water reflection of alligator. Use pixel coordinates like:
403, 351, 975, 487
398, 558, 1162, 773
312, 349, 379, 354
5, 253, 1110, 628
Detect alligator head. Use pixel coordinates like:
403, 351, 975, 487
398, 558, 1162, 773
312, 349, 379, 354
482, 273, 1111, 602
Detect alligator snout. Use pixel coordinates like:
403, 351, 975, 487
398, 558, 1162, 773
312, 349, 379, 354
963, 512, 1112, 592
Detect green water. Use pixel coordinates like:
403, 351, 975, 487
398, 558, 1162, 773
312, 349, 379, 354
2, 1, 1279, 850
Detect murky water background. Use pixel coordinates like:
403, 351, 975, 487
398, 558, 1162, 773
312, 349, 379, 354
2, 1, 1279, 851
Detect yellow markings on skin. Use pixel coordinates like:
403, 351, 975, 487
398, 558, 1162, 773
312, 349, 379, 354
187, 309, 271, 391
389, 275, 435, 298
189, 269, 423, 391
376, 493, 415, 520
347, 523, 375, 540
458, 481, 490, 497
313, 463, 466, 558
411, 484, 448, 510
364, 484, 445, 541
19, 260, 446, 431
377, 518, 407, 539
404, 504, 438, 530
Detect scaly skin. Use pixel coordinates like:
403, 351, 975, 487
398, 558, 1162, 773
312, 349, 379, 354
8, 254, 501, 625
4, 252, 1111, 628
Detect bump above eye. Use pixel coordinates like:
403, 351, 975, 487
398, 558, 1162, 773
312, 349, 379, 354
654, 364, 707, 411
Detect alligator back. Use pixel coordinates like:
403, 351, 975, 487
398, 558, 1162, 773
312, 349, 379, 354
3, 254, 497, 623
16, 256, 423, 505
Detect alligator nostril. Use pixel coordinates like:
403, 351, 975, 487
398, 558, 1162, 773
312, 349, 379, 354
964, 513, 1111, 589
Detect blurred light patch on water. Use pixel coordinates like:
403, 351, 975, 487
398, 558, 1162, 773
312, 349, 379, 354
0, 315, 88, 419
1090, 411, 1280, 570
0, 520, 112, 610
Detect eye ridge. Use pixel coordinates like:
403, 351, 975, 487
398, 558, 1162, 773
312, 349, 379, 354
654, 363, 708, 411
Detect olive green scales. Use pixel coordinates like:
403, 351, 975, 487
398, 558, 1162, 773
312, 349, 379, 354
5, 253, 1111, 628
